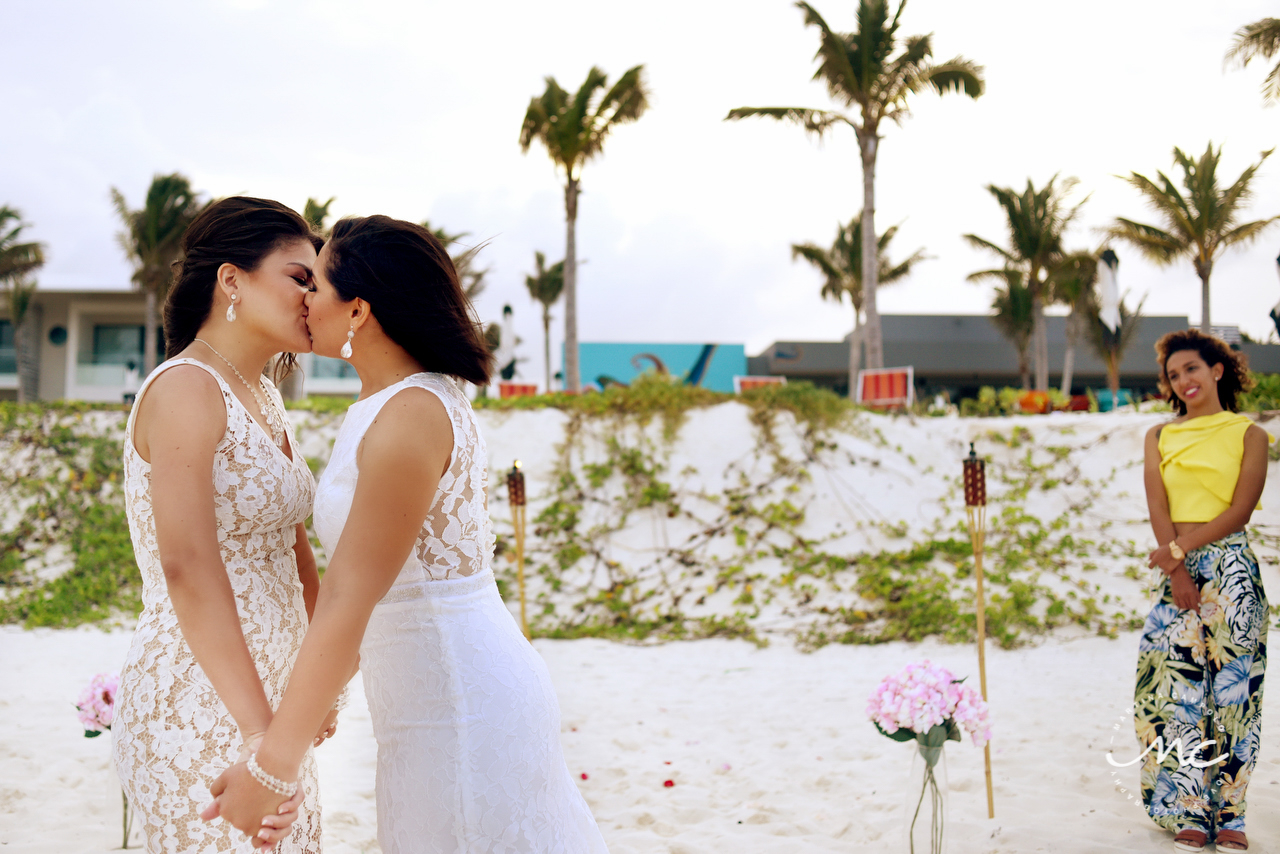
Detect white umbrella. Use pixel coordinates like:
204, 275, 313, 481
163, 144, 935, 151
494, 304, 517, 381
1097, 249, 1121, 333
1271, 253, 1280, 338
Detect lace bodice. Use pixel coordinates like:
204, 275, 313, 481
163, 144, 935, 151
112, 358, 321, 853
313, 372, 495, 592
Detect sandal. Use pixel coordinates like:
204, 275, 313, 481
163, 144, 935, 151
1215, 829, 1248, 851
1173, 829, 1208, 852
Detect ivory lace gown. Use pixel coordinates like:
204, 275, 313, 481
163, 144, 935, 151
312, 372, 608, 854
113, 359, 321, 853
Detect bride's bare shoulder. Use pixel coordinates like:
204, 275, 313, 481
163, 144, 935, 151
133, 364, 228, 460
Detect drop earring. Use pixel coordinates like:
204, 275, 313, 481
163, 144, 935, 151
340, 327, 354, 359
226, 293, 237, 323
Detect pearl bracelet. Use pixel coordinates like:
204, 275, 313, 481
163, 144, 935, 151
335, 685, 351, 712
247, 754, 298, 798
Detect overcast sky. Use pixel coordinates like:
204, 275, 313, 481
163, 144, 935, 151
6, 0, 1280, 385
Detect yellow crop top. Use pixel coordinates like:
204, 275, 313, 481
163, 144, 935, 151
1158, 411, 1269, 523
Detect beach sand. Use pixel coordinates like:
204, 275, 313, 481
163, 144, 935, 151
2, 624, 1277, 853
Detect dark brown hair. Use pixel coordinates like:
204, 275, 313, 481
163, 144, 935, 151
1155, 328, 1252, 415
165, 196, 321, 381
323, 215, 492, 385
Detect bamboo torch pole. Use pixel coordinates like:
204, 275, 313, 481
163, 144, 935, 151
963, 442, 995, 819
507, 461, 530, 641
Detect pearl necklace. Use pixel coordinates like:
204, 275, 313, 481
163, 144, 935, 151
193, 339, 286, 448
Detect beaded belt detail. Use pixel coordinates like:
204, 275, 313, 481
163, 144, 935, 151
379, 568, 496, 604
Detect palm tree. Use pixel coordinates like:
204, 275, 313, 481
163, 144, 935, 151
304, 196, 336, 235
1108, 144, 1278, 333
520, 66, 650, 392
420, 219, 489, 301
977, 269, 1033, 389
524, 251, 565, 393
1085, 293, 1145, 410
1048, 249, 1102, 397
791, 214, 925, 398
727, 0, 982, 372
1226, 18, 1280, 104
111, 174, 204, 374
964, 176, 1083, 391
0, 206, 46, 402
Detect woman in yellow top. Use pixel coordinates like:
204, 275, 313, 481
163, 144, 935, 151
1138, 329, 1271, 853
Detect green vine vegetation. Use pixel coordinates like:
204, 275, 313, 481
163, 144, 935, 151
3, 375, 1275, 647
0, 402, 139, 627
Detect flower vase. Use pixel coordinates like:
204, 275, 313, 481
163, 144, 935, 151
104, 735, 136, 849
904, 728, 949, 854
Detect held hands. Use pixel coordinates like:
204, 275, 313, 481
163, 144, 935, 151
313, 708, 339, 748
1147, 543, 1182, 576
1168, 566, 1201, 613
201, 761, 300, 849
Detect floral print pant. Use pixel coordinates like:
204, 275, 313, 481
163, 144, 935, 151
1134, 532, 1268, 834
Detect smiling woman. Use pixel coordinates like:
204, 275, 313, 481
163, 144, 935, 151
1136, 328, 1272, 853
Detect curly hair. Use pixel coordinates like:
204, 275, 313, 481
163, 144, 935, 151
1155, 328, 1252, 415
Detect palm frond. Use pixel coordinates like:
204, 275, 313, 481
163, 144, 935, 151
962, 233, 1016, 264
1219, 216, 1280, 249
795, 1, 863, 107
1226, 18, 1280, 66
724, 106, 850, 140
1106, 219, 1183, 264
920, 57, 985, 98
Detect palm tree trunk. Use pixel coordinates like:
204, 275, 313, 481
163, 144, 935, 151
15, 304, 40, 404
847, 309, 862, 401
1031, 287, 1048, 392
143, 288, 159, 375
1060, 311, 1076, 397
563, 177, 580, 392
1018, 346, 1030, 390
542, 304, 552, 393
1198, 269, 1211, 333
858, 130, 883, 371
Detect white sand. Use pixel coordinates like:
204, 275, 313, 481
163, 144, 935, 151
2, 625, 1277, 853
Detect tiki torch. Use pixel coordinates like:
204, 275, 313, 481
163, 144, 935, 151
963, 442, 995, 819
507, 460, 530, 640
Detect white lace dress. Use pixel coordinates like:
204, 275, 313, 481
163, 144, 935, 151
312, 372, 607, 854
113, 359, 321, 853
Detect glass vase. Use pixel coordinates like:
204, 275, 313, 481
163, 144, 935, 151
105, 734, 136, 849
904, 738, 949, 854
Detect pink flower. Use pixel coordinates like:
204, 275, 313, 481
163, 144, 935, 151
866, 660, 992, 747
75, 673, 120, 736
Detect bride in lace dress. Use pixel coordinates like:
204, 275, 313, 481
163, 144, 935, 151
113, 198, 338, 853
205, 216, 608, 853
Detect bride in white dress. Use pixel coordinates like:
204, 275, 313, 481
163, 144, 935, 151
203, 215, 608, 853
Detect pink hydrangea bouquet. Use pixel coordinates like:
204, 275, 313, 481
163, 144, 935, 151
867, 661, 992, 854
76, 673, 119, 738
866, 660, 992, 750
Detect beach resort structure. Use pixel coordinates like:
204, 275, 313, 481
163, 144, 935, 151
0, 286, 360, 401
3, 291, 1278, 402
749, 314, 1280, 400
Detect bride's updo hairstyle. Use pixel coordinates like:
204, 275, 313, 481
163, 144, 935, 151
165, 196, 320, 378
323, 215, 492, 385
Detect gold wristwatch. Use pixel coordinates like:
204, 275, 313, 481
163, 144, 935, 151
1168, 540, 1185, 561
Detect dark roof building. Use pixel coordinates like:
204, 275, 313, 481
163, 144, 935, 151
748, 314, 1280, 399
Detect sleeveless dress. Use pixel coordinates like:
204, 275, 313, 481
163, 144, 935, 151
112, 359, 322, 853
312, 372, 607, 854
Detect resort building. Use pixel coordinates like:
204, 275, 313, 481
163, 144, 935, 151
748, 314, 1280, 400
0, 287, 360, 402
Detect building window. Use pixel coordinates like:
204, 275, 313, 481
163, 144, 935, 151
309, 355, 358, 379
84, 324, 164, 367
0, 320, 14, 374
